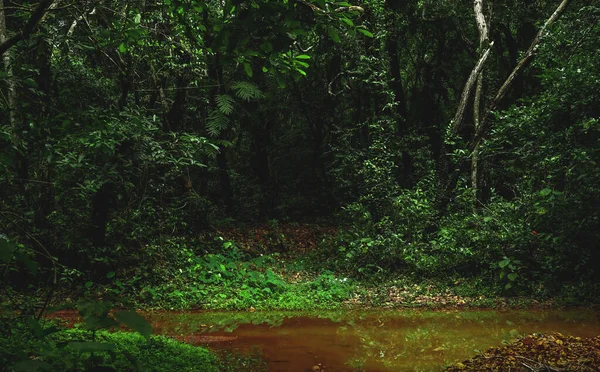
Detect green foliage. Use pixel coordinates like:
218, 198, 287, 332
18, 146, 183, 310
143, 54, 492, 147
498, 257, 521, 290
0, 296, 156, 371
85, 237, 354, 310
2, 323, 220, 372
231, 82, 265, 101
216, 95, 235, 115
1, 0, 599, 320
310, 2, 600, 296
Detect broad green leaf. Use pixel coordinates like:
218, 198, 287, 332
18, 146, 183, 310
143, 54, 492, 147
276, 76, 286, 88
341, 18, 354, 27
507, 273, 518, 281
540, 188, 552, 197
357, 28, 374, 38
77, 299, 114, 329
119, 43, 127, 53
296, 68, 307, 76
134, 14, 141, 24
243, 63, 253, 77
295, 54, 311, 60
328, 26, 341, 42
0, 237, 16, 262
498, 258, 510, 268
16, 252, 38, 274
27, 318, 45, 339
106, 271, 116, 279
115, 311, 152, 339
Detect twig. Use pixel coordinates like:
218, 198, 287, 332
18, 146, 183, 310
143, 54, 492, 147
0, 0, 55, 56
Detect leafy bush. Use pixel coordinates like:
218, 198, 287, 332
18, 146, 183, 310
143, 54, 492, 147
1, 324, 220, 372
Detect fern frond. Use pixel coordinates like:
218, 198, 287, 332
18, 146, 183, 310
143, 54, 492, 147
206, 110, 230, 137
216, 94, 235, 115
232, 81, 264, 101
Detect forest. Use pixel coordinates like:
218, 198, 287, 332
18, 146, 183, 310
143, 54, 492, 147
1, 0, 599, 371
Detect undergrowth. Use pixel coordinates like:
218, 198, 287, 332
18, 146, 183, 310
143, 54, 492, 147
0, 319, 263, 372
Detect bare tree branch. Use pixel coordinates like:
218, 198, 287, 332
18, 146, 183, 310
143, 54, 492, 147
472, 0, 573, 149
451, 41, 494, 133
0, 0, 55, 56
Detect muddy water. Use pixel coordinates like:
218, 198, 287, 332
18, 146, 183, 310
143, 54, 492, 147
144, 309, 600, 371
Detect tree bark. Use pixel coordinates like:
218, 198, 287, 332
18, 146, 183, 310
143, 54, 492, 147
472, 0, 573, 149
451, 41, 494, 133
471, 0, 491, 202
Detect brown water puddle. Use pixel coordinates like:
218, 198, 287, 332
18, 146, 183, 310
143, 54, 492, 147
49, 309, 600, 371
145, 309, 600, 371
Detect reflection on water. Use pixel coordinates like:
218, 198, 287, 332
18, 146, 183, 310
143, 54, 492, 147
146, 309, 600, 371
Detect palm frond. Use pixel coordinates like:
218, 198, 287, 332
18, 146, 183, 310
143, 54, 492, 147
232, 81, 264, 101
206, 110, 230, 137
216, 94, 235, 115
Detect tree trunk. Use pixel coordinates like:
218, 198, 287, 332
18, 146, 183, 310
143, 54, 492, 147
472, 0, 573, 149
451, 42, 494, 133
471, 0, 491, 204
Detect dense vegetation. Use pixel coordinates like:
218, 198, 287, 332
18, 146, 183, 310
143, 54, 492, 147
1, 0, 598, 370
